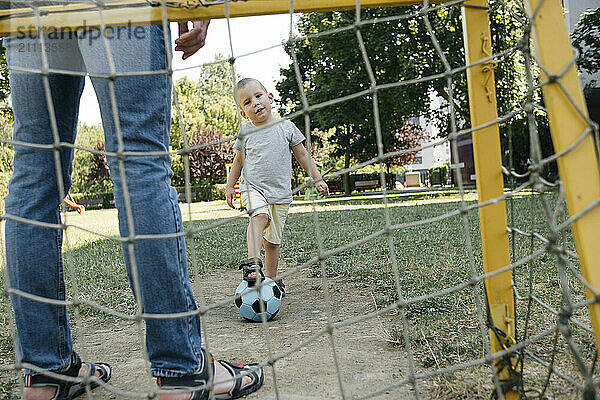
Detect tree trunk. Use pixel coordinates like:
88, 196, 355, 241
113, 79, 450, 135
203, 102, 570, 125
344, 152, 351, 196
386, 162, 392, 189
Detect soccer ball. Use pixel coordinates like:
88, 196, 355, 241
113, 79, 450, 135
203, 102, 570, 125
234, 278, 282, 322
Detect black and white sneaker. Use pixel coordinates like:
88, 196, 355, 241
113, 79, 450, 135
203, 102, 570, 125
275, 279, 286, 298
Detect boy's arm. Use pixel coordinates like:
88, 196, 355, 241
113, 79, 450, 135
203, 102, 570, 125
226, 150, 243, 209
291, 143, 329, 197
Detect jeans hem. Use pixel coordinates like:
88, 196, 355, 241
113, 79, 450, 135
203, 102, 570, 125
151, 366, 201, 378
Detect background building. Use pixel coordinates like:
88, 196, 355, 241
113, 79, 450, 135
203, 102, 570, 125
402, 101, 452, 187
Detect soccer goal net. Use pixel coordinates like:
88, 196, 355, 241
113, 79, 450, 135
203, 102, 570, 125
1, 0, 599, 399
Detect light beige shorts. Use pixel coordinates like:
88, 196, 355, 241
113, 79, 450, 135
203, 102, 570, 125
241, 189, 290, 245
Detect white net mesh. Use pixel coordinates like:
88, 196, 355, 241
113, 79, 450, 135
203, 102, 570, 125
1, 0, 599, 399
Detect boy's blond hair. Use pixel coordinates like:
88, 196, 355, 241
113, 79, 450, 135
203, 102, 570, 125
236, 78, 268, 94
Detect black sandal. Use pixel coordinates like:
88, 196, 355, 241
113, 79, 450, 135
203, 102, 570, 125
214, 360, 264, 400
156, 349, 264, 400
24, 351, 111, 400
238, 258, 265, 286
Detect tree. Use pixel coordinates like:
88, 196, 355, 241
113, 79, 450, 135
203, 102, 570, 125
171, 55, 239, 151
571, 7, 600, 89
172, 76, 207, 150
195, 58, 239, 134
87, 140, 110, 183
291, 128, 329, 190
187, 126, 235, 184
571, 7, 599, 156
277, 6, 466, 193
500, 111, 557, 181
71, 124, 113, 195
170, 56, 240, 185
277, 2, 545, 186
0, 41, 11, 121
0, 113, 13, 200
389, 120, 427, 169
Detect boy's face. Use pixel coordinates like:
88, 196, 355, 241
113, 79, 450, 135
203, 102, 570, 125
237, 81, 275, 126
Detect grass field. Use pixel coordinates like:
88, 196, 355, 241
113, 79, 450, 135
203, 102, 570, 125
0, 187, 595, 399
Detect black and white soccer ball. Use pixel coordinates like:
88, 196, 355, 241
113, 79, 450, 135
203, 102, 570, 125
234, 278, 282, 322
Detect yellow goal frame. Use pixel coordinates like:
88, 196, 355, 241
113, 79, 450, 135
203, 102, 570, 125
1, 0, 598, 397
0, 0, 447, 36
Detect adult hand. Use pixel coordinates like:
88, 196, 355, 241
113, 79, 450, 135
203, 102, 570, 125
175, 20, 210, 60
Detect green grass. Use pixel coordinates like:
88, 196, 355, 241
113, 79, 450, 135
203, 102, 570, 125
0, 188, 595, 398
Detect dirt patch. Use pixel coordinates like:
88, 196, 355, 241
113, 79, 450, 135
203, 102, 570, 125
66, 263, 411, 399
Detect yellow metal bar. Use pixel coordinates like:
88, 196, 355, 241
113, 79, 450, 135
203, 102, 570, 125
462, 0, 518, 397
525, 0, 600, 348
0, 0, 446, 37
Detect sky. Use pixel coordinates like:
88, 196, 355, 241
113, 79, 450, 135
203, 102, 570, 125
78, 14, 297, 125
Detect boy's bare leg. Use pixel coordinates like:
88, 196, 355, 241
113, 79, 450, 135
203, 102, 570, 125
247, 213, 268, 259
263, 239, 280, 279
246, 214, 268, 279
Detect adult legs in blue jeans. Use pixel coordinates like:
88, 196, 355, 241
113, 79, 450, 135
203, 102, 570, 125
5, 24, 261, 400
81, 23, 204, 378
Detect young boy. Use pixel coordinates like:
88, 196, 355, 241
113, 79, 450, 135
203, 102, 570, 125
226, 78, 328, 296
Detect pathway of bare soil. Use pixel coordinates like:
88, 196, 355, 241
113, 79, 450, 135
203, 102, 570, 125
70, 262, 412, 400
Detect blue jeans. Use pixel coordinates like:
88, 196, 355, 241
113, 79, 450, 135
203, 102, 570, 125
4, 24, 203, 377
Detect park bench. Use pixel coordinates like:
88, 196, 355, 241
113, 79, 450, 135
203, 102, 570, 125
354, 179, 379, 191
78, 198, 103, 209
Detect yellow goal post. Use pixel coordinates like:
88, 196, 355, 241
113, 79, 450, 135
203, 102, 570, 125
0, 0, 448, 37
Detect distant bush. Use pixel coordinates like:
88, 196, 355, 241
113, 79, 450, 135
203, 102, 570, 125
0, 115, 13, 201
175, 182, 226, 203
71, 124, 113, 195
428, 165, 449, 187
69, 191, 114, 210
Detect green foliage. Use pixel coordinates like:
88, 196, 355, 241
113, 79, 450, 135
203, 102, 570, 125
277, 2, 543, 184
170, 57, 240, 187
172, 77, 207, 149
489, 0, 528, 117
500, 111, 558, 182
571, 8, 600, 83
278, 7, 438, 167
187, 127, 234, 184
171, 56, 239, 151
195, 58, 239, 134
174, 182, 225, 202
0, 115, 13, 200
0, 40, 12, 122
71, 124, 112, 195
171, 152, 186, 187
69, 191, 114, 209
428, 165, 449, 186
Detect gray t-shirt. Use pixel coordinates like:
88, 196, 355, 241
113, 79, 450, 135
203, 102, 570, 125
233, 119, 305, 204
